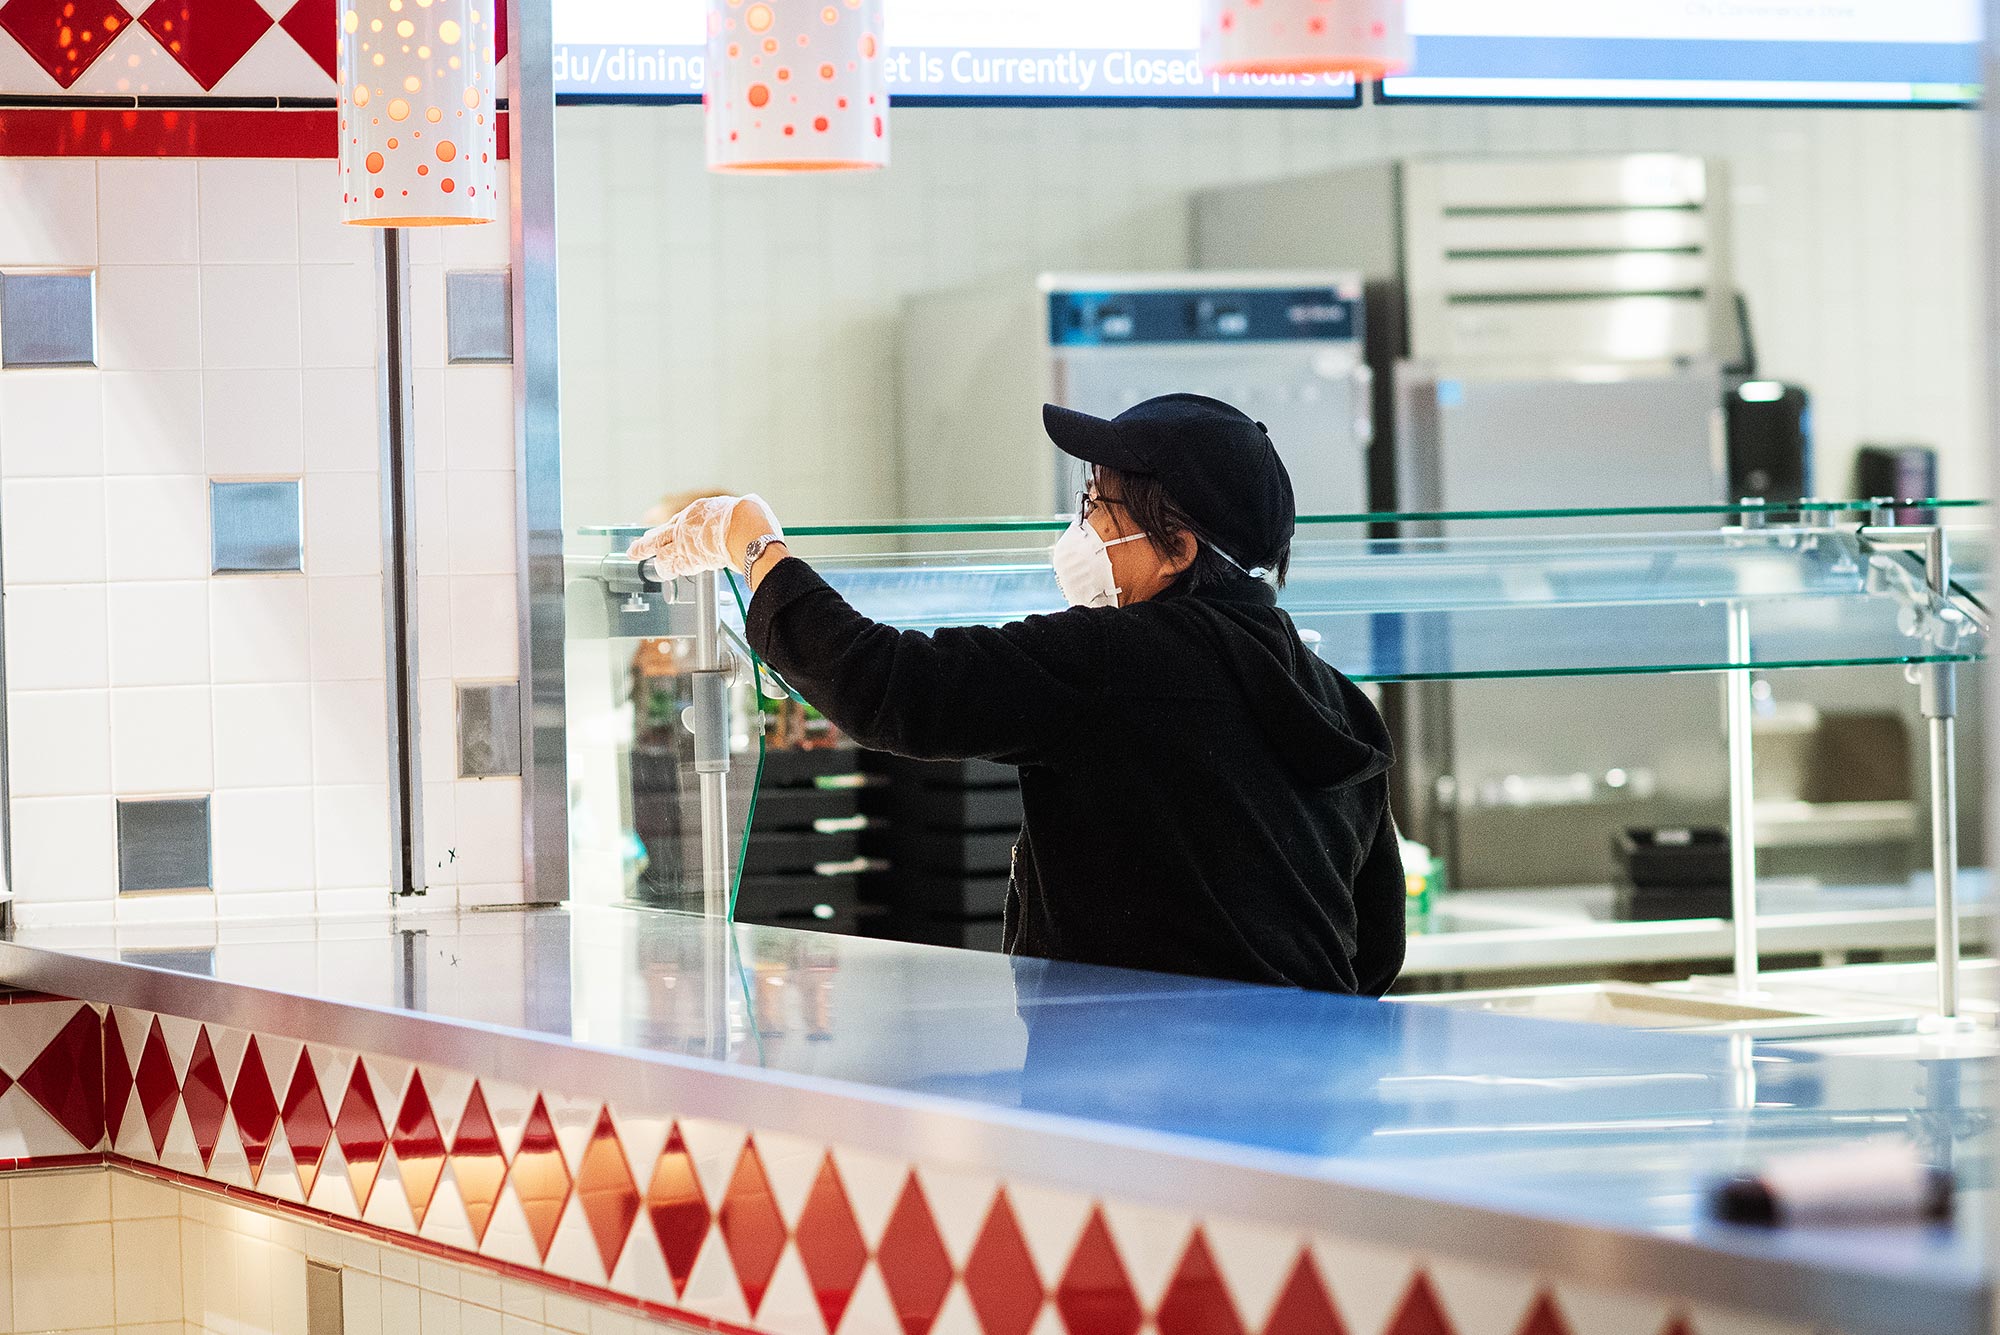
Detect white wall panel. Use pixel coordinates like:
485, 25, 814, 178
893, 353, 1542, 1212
557, 103, 1983, 527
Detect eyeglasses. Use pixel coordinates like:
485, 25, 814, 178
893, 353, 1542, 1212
1077, 490, 1127, 525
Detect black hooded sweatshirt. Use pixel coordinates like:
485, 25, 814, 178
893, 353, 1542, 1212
745, 557, 1406, 995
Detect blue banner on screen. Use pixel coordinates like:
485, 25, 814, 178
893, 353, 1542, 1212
552, 0, 1358, 103
1381, 0, 1982, 105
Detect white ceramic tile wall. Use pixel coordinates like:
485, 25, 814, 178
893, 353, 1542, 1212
0, 159, 414, 923
0, 1165, 696, 1335
556, 104, 1984, 528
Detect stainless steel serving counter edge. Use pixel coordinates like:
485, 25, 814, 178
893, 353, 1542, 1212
0, 920, 1982, 1335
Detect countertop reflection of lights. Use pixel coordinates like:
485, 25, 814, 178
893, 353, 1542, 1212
338, 0, 499, 225
1200, 0, 1411, 78
707, 0, 889, 174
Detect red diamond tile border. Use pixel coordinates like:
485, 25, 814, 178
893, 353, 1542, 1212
876, 1172, 953, 1335
575, 1107, 640, 1280
0, 1003, 1778, 1335
135, 0, 273, 90
181, 1027, 227, 1170
0, 0, 131, 89
273, 0, 331, 78
232, 1035, 280, 1186
393, 1073, 448, 1228
646, 1123, 708, 1299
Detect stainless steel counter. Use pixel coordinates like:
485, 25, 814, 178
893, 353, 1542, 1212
0, 905, 1986, 1335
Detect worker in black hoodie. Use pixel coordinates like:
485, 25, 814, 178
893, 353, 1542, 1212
628, 394, 1406, 996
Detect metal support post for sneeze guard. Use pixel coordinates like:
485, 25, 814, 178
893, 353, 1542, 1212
1916, 527, 1963, 1022
1925, 665, 1962, 1021
1860, 523, 1966, 1023
687, 572, 736, 1059
689, 572, 735, 916
1726, 602, 1759, 994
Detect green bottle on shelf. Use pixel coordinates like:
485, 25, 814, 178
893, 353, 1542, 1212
1399, 837, 1439, 933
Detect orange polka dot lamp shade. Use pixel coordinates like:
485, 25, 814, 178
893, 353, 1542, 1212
338, 0, 499, 224
706, 0, 888, 173
1200, 0, 1410, 78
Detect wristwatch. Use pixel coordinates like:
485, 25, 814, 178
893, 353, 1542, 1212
743, 532, 785, 581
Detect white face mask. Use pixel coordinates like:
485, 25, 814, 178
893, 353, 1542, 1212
1052, 518, 1147, 608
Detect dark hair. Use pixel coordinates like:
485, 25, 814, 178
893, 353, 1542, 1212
1098, 466, 1291, 591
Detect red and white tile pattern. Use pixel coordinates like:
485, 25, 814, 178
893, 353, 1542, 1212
0, 0, 506, 96
0, 992, 1835, 1335
0, 0, 511, 154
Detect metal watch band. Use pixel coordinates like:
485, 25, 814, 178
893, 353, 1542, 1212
743, 532, 784, 580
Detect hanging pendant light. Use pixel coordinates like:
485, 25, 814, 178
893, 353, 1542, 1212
1200, 0, 1411, 79
339, 0, 500, 225
707, 0, 888, 174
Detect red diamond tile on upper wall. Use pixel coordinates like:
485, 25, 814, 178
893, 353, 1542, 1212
17, 1004, 105, 1151
136, 0, 271, 90
876, 1174, 953, 1335
274, 0, 332, 79
0, 0, 131, 88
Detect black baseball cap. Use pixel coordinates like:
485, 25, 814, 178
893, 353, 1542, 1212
1042, 393, 1296, 571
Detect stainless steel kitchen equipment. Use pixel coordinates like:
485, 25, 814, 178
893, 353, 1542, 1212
1193, 154, 1769, 890
899, 270, 1373, 521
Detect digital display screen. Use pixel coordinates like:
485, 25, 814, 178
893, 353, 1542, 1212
1379, 0, 1982, 106
553, 0, 1360, 104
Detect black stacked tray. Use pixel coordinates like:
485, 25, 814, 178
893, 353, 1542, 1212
860, 754, 1020, 950
733, 747, 880, 936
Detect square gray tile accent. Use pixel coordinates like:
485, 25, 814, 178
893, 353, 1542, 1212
1, 271, 96, 368
306, 1261, 343, 1335
118, 947, 216, 976
117, 796, 212, 893
446, 270, 514, 364
458, 680, 522, 778
211, 479, 303, 574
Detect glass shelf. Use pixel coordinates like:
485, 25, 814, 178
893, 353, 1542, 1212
578, 502, 1987, 683
578, 496, 1990, 544
721, 525, 1983, 683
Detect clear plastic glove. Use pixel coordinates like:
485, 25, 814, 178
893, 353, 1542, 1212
627, 494, 783, 582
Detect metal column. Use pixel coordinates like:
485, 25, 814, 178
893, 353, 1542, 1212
1861, 523, 1967, 1022
508, 0, 570, 904
376, 229, 425, 896
1726, 602, 1759, 992
1916, 528, 1963, 1022
690, 572, 734, 918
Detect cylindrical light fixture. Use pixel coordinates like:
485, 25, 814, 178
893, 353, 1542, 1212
339, 0, 500, 225
706, 0, 888, 174
1200, 0, 1411, 78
